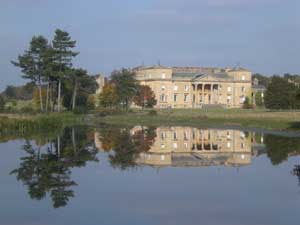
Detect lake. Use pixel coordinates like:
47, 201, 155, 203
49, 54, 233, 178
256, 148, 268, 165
0, 125, 300, 225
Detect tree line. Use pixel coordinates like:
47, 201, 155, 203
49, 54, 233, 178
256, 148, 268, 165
253, 73, 300, 110
10, 29, 97, 113
98, 68, 156, 110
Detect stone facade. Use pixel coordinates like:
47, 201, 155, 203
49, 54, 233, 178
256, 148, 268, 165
134, 66, 252, 108
132, 126, 252, 167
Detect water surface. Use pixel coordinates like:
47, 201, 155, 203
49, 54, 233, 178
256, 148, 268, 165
0, 125, 300, 225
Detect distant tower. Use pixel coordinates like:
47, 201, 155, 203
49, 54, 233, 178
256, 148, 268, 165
95, 74, 105, 95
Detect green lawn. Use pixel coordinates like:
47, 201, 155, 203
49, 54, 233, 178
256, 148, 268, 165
97, 108, 300, 131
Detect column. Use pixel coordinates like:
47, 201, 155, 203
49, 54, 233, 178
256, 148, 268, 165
202, 84, 205, 105
210, 84, 213, 104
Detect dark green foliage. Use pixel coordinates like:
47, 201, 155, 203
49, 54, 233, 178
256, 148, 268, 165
148, 109, 157, 116
265, 76, 300, 109
265, 134, 300, 165
243, 96, 253, 109
72, 106, 88, 115
110, 68, 138, 109
10, 126, 98, 208
1, 83, 36, 101
255, 91, 264, 107
0, 95, 5, 112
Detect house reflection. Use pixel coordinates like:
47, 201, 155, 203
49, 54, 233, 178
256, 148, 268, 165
95, 126, 256, 168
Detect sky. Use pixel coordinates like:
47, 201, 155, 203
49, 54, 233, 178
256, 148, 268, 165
0, 0, 300, 90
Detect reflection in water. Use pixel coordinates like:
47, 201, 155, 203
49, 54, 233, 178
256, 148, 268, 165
11, 127, 98, 208
96, 126, 253, 168
9, 125, 300, 209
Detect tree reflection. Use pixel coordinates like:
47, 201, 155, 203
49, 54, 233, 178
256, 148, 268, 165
98, 126, 156, 170
292, 165, 300, 186
11, 126, 98, 208
264, 135, 300, 165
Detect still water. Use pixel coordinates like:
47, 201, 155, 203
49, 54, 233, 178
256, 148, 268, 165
1, 125, 300, 225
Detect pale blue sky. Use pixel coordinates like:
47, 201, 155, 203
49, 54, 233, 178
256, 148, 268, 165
0, 0, 299, 90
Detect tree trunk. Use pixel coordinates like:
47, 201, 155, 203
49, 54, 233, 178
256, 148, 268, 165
72, 81, 77, 110
38, 79, 44, 112
71, 128, 77, 156
46, 81, 50, 113
57, 79, 61, 112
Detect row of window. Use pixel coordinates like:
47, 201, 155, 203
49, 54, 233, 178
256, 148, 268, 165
147, 73, 247, 81
160, 85, 246, 93
160, 142, 245, 150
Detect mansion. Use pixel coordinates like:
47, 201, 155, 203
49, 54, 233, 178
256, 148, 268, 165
133, 65, 252, 108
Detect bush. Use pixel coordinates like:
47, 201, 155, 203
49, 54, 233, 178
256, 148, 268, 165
0, 95, 5, 112
73, 106, 88, 115
19, 106, 36, 114
243, 97, 253, 109
96, 108, 120, 117
148, 110, 157, 116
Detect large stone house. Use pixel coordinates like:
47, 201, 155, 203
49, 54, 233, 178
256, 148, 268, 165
133, 65, 252, 108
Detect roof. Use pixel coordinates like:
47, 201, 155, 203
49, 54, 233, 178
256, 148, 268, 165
227, 67, 251, 72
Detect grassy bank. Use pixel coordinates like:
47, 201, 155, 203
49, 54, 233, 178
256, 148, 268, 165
0, 113, 83, 141
96, 108, 300, 131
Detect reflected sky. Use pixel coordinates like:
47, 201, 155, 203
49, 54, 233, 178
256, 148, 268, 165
0, 126, 300, 225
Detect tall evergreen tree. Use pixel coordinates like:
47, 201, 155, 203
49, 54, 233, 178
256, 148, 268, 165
52, 29, 78, 112
12, 36, 50, 112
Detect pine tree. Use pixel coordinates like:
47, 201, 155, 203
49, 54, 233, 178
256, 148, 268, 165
52, 29, 79, 112
12, 36, 50, 112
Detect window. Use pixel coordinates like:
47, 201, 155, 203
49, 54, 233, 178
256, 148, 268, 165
227, 86, 232, 92
160, 94, 167, 102
242, 75, 246, 81
241, 87, 245, 92
184, 131, 188, 140
161, 85, 166, 91
161, 155, 165, 160
161, 73, 166, 79
193, 94, 195, 103
160, 132, 166, 140
184, 94, 189, 102
173, 132, 177, 140
174, 94, 178, 102
173, 85, 178, 91
184, 85, 189, 91
161, 144, 165, 149
173, 143, 178, 149
227, 96, 231, 100
148, 74, 152, 79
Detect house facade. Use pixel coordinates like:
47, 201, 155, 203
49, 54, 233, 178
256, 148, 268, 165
134, 66, 252, 108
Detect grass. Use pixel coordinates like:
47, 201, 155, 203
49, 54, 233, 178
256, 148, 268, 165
95, 108, 300, 131
0, 112, 83, 141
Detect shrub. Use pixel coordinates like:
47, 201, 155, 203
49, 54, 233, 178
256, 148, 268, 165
96, 108, 120, 117
73, 106, 88, 115
148, 110, 157, 116
243, 97, 253, 109
0, 95, 5, 112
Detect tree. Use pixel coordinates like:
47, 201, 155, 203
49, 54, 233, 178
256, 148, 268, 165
264, 76, 299, 109
52, 29, 79, 112
133, 85, 157, 108
12, 36, 50, 112
3, 85, 17, 99
110, 69, 138, 109
99, 83, 118, 108
0, 95, 5, 112
243, 96, 252, 109
68, 68, 98, 110
255, 91, 264, 107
